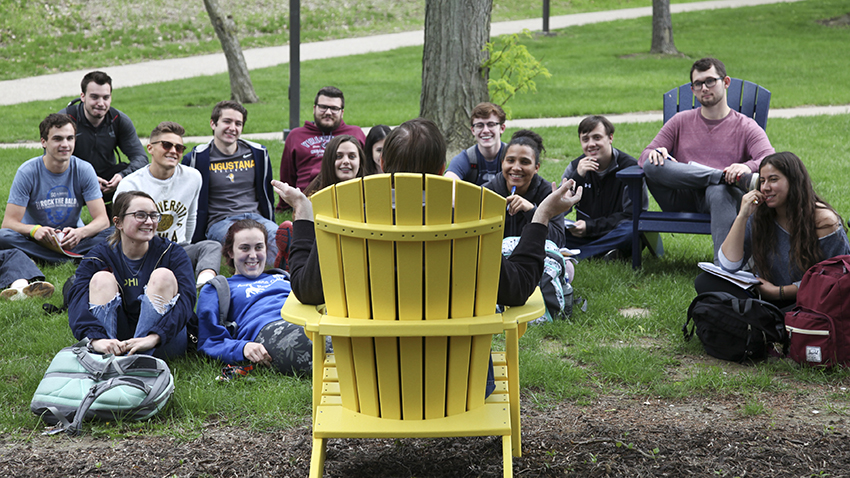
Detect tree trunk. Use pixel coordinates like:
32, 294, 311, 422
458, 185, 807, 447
420, 0, 492, 158
203, 0, 259, 103
650, 0, 679, 55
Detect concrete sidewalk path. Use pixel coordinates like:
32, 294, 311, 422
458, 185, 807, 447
2, 104, 847, 150
0, 0, 800, 106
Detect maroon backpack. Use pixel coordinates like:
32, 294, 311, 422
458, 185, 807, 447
784, 255, 850, 367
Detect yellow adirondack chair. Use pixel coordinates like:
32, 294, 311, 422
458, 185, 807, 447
281, 173, 545, 477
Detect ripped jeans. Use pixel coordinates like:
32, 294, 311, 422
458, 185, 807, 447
89, 288, 188, 359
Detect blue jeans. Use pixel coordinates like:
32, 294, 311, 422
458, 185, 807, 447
0, 227, 113, 264
561, 222, 633, 261
0, 249, 44, 288
205, 214, 279, 258
89, 291, 187, 359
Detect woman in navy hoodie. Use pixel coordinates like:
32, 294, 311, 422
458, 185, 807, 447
68, 191, 194, 359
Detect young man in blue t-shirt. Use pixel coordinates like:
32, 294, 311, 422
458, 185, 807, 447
0, 114, 111, 263
444, 102, 507, 186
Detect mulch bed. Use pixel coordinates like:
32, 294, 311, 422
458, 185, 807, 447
3, 392, 848, 477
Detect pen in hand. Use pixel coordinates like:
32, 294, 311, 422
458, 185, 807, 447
655, 148, 676, 162
507, 186, 516, 211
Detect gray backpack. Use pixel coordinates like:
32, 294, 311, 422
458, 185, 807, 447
31, 338, 174, 435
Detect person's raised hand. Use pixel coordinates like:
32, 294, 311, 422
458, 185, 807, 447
576, 157, 599, 177
271, 180, 313, 221
738, 190, 764, 219
533, 179, 583, 226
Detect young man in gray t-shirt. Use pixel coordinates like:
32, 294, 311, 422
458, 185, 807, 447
0, 114, 111, 263
182, 101, 278, 257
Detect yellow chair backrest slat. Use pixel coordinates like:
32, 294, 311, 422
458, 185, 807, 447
311, 174, 506, 420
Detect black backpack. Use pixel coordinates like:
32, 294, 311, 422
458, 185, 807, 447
683, 292, 787, 363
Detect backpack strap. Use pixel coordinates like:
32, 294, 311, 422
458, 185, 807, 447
207, 275, 236, 336
64, 98, 124, 166
466, 145, 479, 168
209, 269, 289, 337
62, 376, 152, 435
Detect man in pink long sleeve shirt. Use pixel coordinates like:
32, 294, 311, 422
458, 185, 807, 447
639, 57, 774, 260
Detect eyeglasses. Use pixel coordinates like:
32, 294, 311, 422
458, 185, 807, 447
315, 104, 343, 113
472, 121, 502, 132
150, 140, 186, 154
691, 77, 724, 90
123, 211, 162, 222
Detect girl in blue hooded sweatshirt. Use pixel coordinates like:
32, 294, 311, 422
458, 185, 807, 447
197, 218, 313, 374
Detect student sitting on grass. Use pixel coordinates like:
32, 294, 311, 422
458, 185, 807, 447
0, 113, 111, 263
484, 129, 567, 248
197, 219, 313, 375
0, 250, 54, 301
695, 152, 850, 310
68, 191, 194, 359
274, 135, 375, 270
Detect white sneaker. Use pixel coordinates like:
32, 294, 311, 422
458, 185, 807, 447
23, 281, 55, 299
0, 287, 26, 301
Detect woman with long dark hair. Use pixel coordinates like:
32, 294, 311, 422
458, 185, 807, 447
696, 152, 850, 308
275, 135, 376, 269
364, 125, 391, 173
304, 134, 375, 196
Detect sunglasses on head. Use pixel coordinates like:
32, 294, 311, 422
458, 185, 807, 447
150, 140, 186, 154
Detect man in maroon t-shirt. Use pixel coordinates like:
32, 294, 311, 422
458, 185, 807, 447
639, 57, 774, 260
277, 86, 366, 211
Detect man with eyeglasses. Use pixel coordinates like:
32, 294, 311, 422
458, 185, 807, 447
116, 122, 221, 288
277, 86, 366, 211
639, 57, 774, 261
445, 102, 508, 186
0, 114, 111, 263
58, 71, 148, 215
183, 100, 279, 258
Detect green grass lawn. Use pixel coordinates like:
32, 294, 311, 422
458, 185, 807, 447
3, 113, 850, 436
1, 0, 849, 142
2, 0, 850, 438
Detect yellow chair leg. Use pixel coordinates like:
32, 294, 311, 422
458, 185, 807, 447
310, 437, 327, 478
502, 434, 513, 478
506, 328, 522, 457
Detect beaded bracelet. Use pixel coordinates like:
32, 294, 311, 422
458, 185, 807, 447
779, 285, 785, 301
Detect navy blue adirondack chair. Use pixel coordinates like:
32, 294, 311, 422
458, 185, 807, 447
616, 78, 771, 268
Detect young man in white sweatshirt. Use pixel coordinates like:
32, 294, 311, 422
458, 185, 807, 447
115, 121, 220, 288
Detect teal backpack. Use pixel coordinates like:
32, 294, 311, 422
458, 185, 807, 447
31, 338, 174, 435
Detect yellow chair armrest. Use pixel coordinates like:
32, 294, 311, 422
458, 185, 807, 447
502, 288, 545, 327
281, 293, 324, 330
